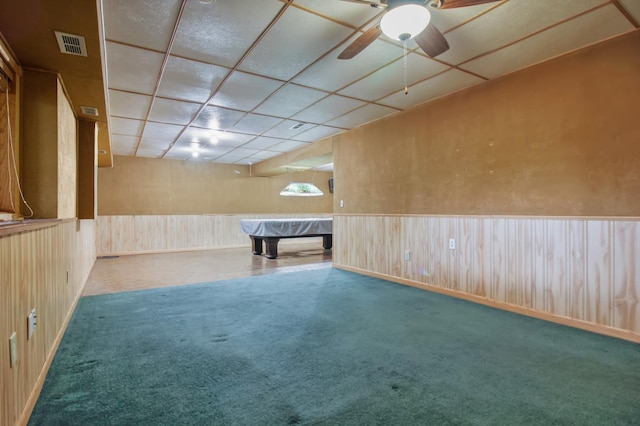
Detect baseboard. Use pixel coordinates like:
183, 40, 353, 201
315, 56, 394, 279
97, 238, 324, 257
334, 263, 640, 344
17, 267, 92, 426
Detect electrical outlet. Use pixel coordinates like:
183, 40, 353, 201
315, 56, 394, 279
404, 250, 411, 261
27, 308, 37, 340
340, 200, 344, 208
449, 238, 456, 250
9, 332, 17, 368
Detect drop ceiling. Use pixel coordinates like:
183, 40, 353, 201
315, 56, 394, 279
6, 0, 639, 169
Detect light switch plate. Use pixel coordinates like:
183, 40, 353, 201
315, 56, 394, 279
27, 308, 36, 340
9, 332, 17, 368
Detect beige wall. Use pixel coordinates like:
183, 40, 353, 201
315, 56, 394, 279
21, 70, 78, 219
57, 79, 77, 219
98, 155, 334, 215
333, 32, 640, 217
332, 32, 640, 342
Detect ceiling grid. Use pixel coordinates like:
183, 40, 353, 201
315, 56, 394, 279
99, 0, 638, 166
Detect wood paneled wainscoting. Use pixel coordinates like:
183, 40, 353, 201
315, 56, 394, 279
333, 215, 640, 343
0, 219, 96, 425
96, 214, 332, 256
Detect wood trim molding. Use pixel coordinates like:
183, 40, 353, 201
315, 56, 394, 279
612, 0, 640, 28
331, 212, 640, 221
334, 263, 640, 344
0, 219, 69, 238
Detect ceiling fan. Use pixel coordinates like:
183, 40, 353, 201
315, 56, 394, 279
337, 0, 500, 60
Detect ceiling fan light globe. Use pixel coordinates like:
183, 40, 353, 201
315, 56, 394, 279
380, 4, 431, 41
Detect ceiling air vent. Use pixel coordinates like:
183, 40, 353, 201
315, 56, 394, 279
289, 122, 305, 130
80, 106, 99, 116
55, 31, 87, 57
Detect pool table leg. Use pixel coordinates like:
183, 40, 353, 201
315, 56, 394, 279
323, 234, 332, 249
264, 238, 280, 259
250, 236, 263, 255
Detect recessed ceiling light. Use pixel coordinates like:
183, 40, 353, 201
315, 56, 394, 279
192, 151, 199, 158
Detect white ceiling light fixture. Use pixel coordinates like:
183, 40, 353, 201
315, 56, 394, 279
380, 3, 431, 41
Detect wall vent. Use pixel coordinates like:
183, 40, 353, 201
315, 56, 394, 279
55, 31, 87, 57
80, 106, 99, 116
289, 122, 305, 130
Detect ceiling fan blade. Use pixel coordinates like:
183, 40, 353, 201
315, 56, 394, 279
430, 0, 500, 9
338, 25, 382, 59
414, 23, 449, 57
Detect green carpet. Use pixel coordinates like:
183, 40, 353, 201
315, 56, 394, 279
29, 268, 639, 425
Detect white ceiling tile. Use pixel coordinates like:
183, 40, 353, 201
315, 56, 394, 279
108, 90, 152, 120
215, 155, 246, 164
112, 146, 136, 156
379, 69, 484, 109
242, 136, 284, 150
209, 71, 284, 111
238, 7, 355, 80
111, 134, 139, 149
103, 0, 182, 52
106, 42, 164, 94
462, 4, 634, 79
136, 149, 164, 158
142, 122, 185, 140
248, 150, 281, 161
263, 120, 312, 139
138, 138, 173, 151
110, 117, 144, 136
293, 37, 404, 92
163, 151, 190, 161
192, 106, 246, 130
231, 114, 283, 135
268, 140, 311, 152
253, 84, 328, 118
179, 127, 224, 146
168, 140, 234, 158
292, 95, 365, 124
148, 98, 201, 125
207, 146, 235, 157
215, 131, 255, 148
294, 125, 343, 142
428, 2, 500, 33
618, 0, 640, 23
157, 56, 229, 103
226, 147, 260, 158
172, 0, 284, 68
293, 0, 382, 28
436, 0, 609, 65
325, 103, 398, 129
338, 53, 449, 101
